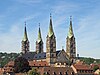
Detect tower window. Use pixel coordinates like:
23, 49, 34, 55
51, 54, 54, 57
51, 48, 53, 52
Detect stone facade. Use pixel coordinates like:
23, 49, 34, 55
36, 25, 43, 54
46, 15, 56, 65
36, 41, 43, 53
21, 23, 29, 54
66, 17, 76, 62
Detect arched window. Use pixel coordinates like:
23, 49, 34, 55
53, 72, 56, 75
59, 72, 62, 75
65, 72, 68, 75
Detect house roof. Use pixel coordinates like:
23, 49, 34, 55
21, 50, 62, 60
90, 64, 100, 69
73, 64, 92, 70
33, 52, 46, 60
56, 50, 70, 63
5, 61, 14, 67
21, 52, 36, 60
29, 61, 49, 67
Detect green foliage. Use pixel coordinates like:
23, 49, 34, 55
43, 73, 48, 75
28, 68, 40, 75
79, 57, 100, 64
14, 57, 30, 73
0, 52, 19, 67
93, 65, 99, 72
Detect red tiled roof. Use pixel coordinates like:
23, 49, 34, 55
4, 60, 49, 67
29, 61, 49, 67
90, 64, 100, 69
5, 61, 14, 67
73, 64, 92, 70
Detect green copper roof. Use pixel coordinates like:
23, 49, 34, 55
68, 16, 74, 38
37, 25, 42, 43
48, 15, 54, 37
22, 23, 28, 41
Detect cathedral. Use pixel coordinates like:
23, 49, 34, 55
21, 15, 76, 66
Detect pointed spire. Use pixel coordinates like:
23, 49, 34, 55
22, 22, 28, 41
68, 16, 74, 38
48, 13, 54, 37
37, 23, 42, 43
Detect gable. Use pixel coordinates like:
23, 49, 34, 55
56, 50, 70, 63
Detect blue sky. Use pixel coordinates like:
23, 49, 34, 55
0, 0, 100, 59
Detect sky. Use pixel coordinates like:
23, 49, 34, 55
0, 0, 100, 59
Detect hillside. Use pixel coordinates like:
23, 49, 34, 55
78, 57, 100, 64
0, 52, 20, 67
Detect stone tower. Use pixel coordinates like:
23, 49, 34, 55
46, 14, 56, 65
21, 22, 29, 54
36, 23, 43, 54
66, 16, 76, 61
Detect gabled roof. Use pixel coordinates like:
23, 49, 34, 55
56, 50, 60, 56
56, 49, 70, 63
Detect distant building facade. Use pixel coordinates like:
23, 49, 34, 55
71, 60, 94, 75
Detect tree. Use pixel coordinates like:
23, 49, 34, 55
43, 73, 48, 75
28, 68, 40, 75
93, 65, 99, 72
14, 56, 30, 73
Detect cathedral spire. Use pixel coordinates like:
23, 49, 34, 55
36, 23, 43, 53
22, 22, 28, 41
22, 22, 29, 54
68, 16, 74, 38
37, 23, 42, 43
66, 16, 76, 62
48, 13, 54, 37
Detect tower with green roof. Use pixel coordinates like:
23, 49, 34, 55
66, 16, 76, 62
21, 22, 29, 54
36, 23, 43, 54
46, 14, 56, 65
